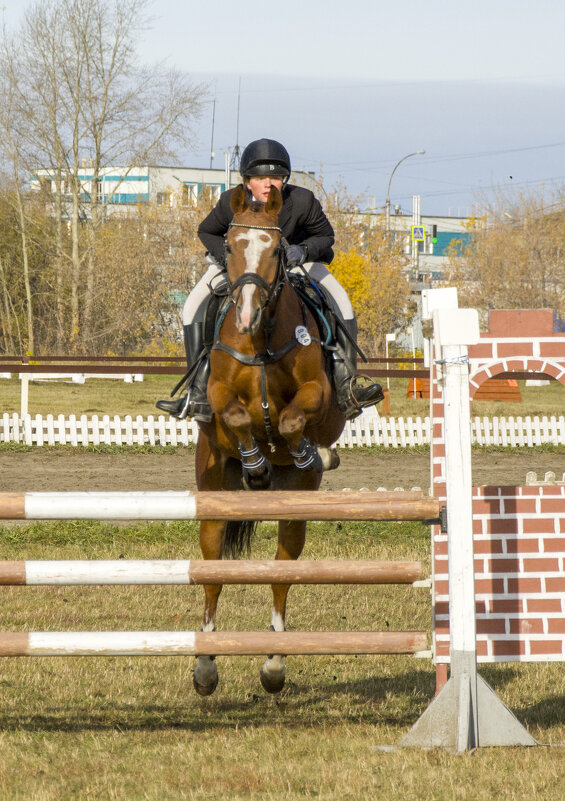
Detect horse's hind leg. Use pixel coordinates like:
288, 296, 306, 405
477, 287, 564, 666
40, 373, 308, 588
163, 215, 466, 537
260, 519, 306, 694
193, 520, 225, 697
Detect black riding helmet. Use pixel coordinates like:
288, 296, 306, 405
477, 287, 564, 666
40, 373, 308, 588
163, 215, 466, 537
239, 138, 291, 181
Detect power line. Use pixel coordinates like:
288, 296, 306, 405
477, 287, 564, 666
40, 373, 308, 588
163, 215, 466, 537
305, 141, 565, 175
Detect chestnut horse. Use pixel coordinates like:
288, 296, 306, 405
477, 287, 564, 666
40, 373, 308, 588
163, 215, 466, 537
193, 185, 345, 695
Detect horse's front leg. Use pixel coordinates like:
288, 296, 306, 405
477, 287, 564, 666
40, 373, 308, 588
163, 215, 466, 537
193, 519, 225, 696
278, 381, 339, 472
210, 381, 272, 489
260, 519, 307, 693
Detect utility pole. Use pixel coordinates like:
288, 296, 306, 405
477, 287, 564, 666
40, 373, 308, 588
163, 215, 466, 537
224, 151, 231, 190
412, 194, 421, 277
209, 97, 216, 169
230, 77, 242, 171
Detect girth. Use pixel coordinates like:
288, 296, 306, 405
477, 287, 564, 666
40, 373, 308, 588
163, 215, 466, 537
211, 336, 301, 451
212, 338, 298, 367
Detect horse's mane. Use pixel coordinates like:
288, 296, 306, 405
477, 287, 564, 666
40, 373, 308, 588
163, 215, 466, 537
249, 201, 265, 213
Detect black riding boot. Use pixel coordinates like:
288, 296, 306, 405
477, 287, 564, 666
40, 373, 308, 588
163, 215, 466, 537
156, 323, 213, 422
333, 319, 384, 420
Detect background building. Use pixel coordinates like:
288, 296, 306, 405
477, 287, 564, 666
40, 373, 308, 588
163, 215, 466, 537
32, 163, 318, 215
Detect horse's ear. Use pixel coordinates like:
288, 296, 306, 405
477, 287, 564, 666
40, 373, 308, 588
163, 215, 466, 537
265, 186, 283, 217
230, 184, 248, 214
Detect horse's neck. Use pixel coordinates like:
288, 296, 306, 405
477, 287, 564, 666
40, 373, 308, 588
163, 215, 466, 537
220, 283, 302, 356
264, 284, 300, 343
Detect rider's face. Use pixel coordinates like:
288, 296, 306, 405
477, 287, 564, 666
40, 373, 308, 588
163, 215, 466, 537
245, 175, 284, 203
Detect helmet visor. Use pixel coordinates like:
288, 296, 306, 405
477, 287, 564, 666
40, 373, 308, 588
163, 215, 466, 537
243, 162, 290, 178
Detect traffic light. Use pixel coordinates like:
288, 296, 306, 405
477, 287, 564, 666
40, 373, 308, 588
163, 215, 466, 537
432, 224, 438, 244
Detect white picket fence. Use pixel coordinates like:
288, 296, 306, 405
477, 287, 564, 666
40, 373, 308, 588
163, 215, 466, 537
1, 411, 564, 448
472, 414, 565, 447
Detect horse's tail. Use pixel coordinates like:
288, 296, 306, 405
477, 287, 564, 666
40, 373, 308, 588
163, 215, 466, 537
222, 520, 257, 559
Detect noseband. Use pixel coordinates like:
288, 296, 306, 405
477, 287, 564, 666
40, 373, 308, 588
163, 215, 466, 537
226, 222, 286, 309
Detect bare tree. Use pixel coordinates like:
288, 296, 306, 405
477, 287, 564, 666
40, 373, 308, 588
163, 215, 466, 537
0, 0, 207, 352
0, 54, 38, 351
446, 188, 565, 326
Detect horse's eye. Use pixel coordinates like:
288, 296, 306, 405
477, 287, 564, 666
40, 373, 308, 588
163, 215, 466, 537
273, 247, 280, 256
225, 244, 232, 254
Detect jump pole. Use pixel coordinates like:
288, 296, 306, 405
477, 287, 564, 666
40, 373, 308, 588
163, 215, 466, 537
400, 307, 537, 751
0, 559, 423, 586
0, 630, 427, 657
0, 490, 439, 522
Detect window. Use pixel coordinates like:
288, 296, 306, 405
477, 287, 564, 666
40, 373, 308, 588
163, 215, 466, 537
182, 183, 198, 205
203, 183, 223, 203
157, 191, 171, 206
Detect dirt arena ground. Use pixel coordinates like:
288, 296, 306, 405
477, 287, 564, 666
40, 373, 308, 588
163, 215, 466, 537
1, 446, 562, 493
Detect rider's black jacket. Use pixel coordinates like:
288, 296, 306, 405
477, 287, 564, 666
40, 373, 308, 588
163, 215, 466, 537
198, 184, 335, 266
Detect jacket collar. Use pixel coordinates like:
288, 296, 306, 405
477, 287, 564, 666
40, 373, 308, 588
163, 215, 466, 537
277, 185, 293, 229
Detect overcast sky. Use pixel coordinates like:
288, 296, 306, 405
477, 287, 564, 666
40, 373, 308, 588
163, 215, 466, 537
4, 0, 565, 215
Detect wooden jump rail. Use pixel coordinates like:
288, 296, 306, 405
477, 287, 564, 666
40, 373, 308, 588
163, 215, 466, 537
0, 489, 434, 659
0, 630, 427, 657
0, 490, 441, 522
0, 559, 423, 586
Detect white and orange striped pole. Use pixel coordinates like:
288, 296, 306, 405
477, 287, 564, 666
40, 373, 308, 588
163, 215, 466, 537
0, 630, 428, 657
0, 490, 440, 522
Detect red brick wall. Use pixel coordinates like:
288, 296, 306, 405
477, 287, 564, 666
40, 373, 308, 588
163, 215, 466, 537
431, 309, 565, 664
433, 486, 565, 663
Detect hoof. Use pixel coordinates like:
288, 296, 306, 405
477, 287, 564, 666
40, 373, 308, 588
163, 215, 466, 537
193, 674, 218, 697
260, 659, 286, 694
319, 446, 340, 472
242, 465, 272, 490
193, 658, 218, 696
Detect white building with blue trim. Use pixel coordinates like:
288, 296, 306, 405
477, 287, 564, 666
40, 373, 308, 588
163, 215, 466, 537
32, 163, 318, 213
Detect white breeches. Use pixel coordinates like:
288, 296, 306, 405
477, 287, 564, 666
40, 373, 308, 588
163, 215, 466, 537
182, 262, 354, 326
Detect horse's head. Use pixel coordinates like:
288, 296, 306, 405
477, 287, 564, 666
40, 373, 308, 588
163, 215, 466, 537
226, 184, 283, 335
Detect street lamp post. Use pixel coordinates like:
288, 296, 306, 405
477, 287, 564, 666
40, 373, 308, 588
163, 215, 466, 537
385, 150, 425, 230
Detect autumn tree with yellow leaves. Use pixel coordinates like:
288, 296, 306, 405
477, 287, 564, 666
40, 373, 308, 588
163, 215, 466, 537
318, 180, 412, 352
329, 242, 412, 354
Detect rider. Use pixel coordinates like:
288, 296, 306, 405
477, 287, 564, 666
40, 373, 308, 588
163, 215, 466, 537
156, 138, 383, 422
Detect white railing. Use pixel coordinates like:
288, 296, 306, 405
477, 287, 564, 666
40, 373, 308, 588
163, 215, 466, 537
0, 413, 198, 447
471, 414, 565, 447
336, 413, 431, 448
1, 411, 564, 448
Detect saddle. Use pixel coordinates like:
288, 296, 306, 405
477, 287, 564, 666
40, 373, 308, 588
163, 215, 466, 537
201, 270, 342, 369
189, 269, 362, 405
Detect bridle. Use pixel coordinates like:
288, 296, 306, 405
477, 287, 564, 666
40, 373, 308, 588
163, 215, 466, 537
224, 222, 288, 313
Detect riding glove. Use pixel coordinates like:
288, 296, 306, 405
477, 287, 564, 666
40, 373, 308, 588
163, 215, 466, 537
285, 244, 307, 266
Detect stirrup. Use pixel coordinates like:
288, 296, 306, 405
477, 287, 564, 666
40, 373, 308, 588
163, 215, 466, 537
339, 375, 384, 420
156, 392, 213, 423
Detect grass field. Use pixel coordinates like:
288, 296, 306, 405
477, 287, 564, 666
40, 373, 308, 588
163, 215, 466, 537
2, 373, 565, 419
1, 519, 564, 800
1, 372, 564, 798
